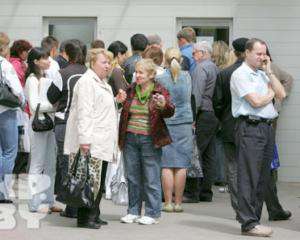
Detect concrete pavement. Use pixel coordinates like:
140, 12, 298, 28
1, 182, 300, 240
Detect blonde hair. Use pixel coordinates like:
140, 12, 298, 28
224, 49, 237, 68
135, 58, 157, 81
87, 48, 111, 68
164, 48, 181, 82
0, 32, 10, 57
212, 41, 230, 70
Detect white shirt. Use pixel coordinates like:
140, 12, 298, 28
0, 56, 25, 114
25, 74, 54, 119
44, 57, 60, 82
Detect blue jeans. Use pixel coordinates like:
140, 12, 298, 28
123, 133, 162, 218
0, 110, 18, 200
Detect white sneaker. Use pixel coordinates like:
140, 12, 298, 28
120, 214, 139, 223
137, 216, 159, 225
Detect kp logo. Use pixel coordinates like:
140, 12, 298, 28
0, 174, 51, 229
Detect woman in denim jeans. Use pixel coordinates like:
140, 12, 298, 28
157, 48, 193, 213
119, 59, 175, 225
0, 33, 25, 203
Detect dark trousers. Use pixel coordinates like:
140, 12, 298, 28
54, 124, 77, 216
235, 119, 274, 232
195, 111, 218, 199
223, 142, 238, 213
77, 161, 107, 224
265, 169, 284, 217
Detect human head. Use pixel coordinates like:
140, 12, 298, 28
0, 32, 10, 57
212, 41, 230, 70
177, 27, 196, 47
107, 40, 128, 65
135, 58, 157, 86
41, 36, 59, 58
64, 40, 85, 64
91, 39, 105, 49
245, 38, 267, 70
10, 39, 32, 61
26, 47, 50, 79
147, 34, 163, 49
232, 37, 248, 59
130, 33, 149, 53
164, 47, 182, 82
142, 45, 163, 66
192, 41, 212, 62
87, 48, 111, 79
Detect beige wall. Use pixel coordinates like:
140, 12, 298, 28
1, 0, 299, 181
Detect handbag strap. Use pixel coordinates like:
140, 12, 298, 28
33, 103, 41, 121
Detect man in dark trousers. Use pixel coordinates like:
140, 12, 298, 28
213, 38, 292, 226
188, 41, 219, 202
230, 38, 286, 237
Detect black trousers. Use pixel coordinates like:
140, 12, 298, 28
54, 124, 77, 216
223, 142, 238, 213
235, 119, 274, 232
77, 161, 107, 224
195, 111, 218, 199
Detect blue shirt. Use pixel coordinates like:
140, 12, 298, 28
156, 69, 193, 125
180, 44, 196, 73
230, 62, 278, 119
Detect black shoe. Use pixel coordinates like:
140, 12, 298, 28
95, 217, 108, 225
182, 195, 199, 203
60, 211, 77, 218
77, 221, 101, 229
0, 199, 13, 204
199, 195, 212, 202
269, 210, 292, 221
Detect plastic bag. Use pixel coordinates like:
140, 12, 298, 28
110, 153, 128, 206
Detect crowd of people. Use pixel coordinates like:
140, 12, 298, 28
0, 27, 294, 237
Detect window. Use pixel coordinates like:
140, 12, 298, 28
43, 17, 97, 47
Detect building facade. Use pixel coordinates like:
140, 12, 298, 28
1, 0, 299, 181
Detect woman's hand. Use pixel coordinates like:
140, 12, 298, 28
116, 89, 127, 103
80, 144, 90, 155
152, 93, 166, 109
261, 55, 272, 75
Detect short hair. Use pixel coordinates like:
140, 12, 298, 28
66, 39, 87, 64
10, 40, 32, 58
193, 41, 212, 54
177, 27, 196, 43
130, 33, 149, 52
87, 48, 110, 68
135, 58, 157, 81
147, 34, 162, 46
64, 40, 86, 64
245, 38, 266, 52
142, 45, 163, 66
91, 39, 105, 49
0, 32, 10, 57
59, 40, 68, 53
107, 41, 128, 58
41, 36, 59, 55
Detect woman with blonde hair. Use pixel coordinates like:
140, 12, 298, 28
64, 48, 126, 229
156, 48, 193, 212
212, 41, 231, 70
119, 58, 174, 225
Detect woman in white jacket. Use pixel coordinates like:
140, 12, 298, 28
64, 48, 126, 229
25, 47, 62, 213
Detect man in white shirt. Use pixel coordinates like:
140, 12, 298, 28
41, 36, 60, 80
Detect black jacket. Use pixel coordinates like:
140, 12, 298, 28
212, 59, 243, 142
47, 63, 87, 125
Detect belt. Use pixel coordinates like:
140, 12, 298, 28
239, 115, 274, 125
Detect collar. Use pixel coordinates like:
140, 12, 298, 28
180, 43, 192, 51
241, 62, 260, 76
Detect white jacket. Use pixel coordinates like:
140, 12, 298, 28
64, 69, 119, 162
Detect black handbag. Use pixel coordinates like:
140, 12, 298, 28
0, 60, 21, 108
60, 150, 94, 208
31, 103, 54, 132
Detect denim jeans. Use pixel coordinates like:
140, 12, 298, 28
123, 133, 162, 218
0, 110, 18, 200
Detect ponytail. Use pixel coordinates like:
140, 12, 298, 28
170, 58, 181, 82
